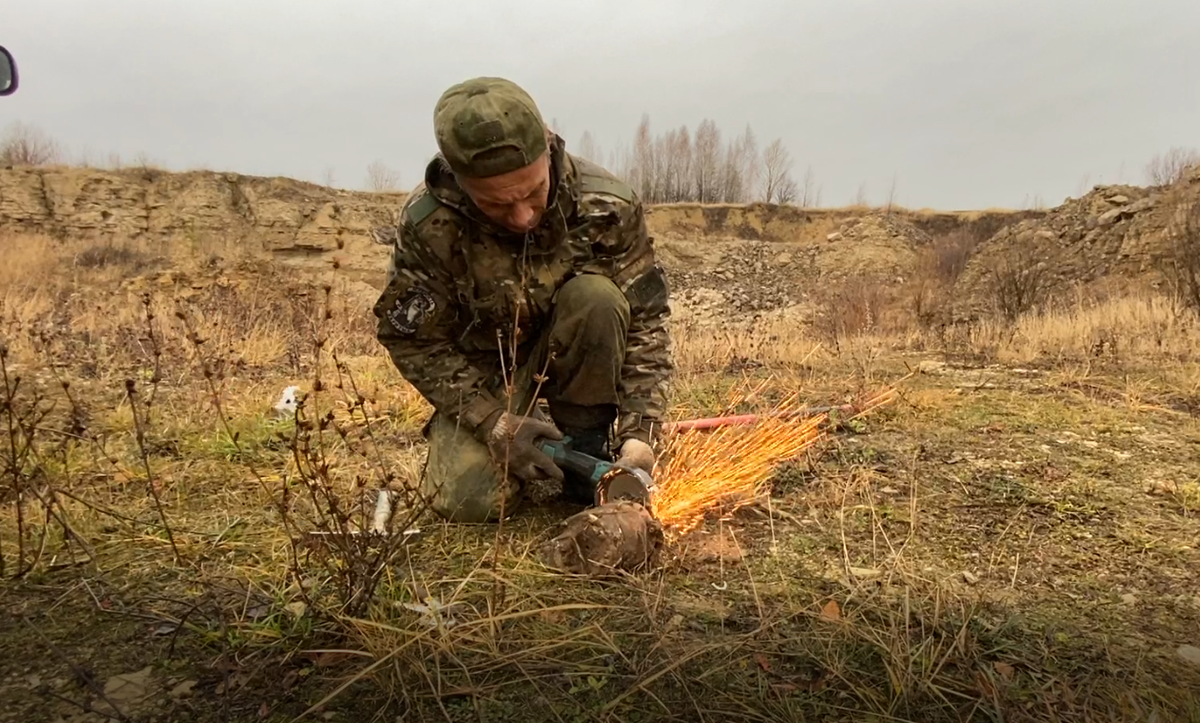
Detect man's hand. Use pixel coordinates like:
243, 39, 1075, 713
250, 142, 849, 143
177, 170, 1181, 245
615, 438, 655, 474
482, 411, 565, 483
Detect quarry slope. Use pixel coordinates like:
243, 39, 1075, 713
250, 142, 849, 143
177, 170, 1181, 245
0, 164, 1059, 324
951, 165, 1200, 320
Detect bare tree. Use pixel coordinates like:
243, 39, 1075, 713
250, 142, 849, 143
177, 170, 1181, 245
631, 113, 655, 201
717, 124, 758, 203
650, 127, 673, 202
607, 141, 633, 184
673, 126, 693, 202
737, 125, 760, 202
799, 166, 821, 208
718, 140, 744, 203
760, 138, 795, 203
1145, 146, 1200, 186
775, 174, 798, 204
322, 166, 337, 187
604, 117, 810, 205
692, 119, 722, 203
576, 131, 602, 163
76, 146, 96, 168
1076, 172, 1092, 196
884, 174, 899, 214
0, 121, 62, 166
132, 151, 162, 171
655, 125, 692, 202
853, 183, 869, 207
365, 160, 401, 192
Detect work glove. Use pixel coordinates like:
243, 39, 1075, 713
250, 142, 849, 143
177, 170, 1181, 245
615, 438, 655, 474
482, 411, 566, 483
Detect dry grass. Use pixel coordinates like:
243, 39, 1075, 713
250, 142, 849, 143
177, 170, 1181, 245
1, 231, 1199, 722
950, 291, 1200, 364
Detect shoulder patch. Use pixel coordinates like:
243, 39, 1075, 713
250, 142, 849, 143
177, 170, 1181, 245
385, 286, 437, 335
403, 191, 443, 227
579, 174, 634, 203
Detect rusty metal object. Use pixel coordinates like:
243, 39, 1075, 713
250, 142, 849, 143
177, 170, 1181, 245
539, 500, 664, 577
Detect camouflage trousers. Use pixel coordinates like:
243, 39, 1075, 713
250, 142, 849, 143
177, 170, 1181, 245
419, 274, 630, 522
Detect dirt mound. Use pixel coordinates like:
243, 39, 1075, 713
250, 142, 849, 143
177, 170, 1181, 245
952, 166, 1200, 319
819, 213, 933, 279
0, 165, 405, 284
658, 239, 809, 323
0, 166, 1042, 327
655, 209, 940, 325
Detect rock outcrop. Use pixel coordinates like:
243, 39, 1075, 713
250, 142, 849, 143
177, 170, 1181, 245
951, 166, 1200, 319
0, 165, 1048, 326
0, 165, 406, 256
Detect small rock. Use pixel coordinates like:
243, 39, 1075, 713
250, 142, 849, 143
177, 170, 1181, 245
1097, 208, 1126, 225
1120, 593, 1138, 605
1178, 645, 1200, 667
103, 666, 154, 710
962, 571, 980, 585
1126, 197, 1157, 213
1107, 194, 1130, 205
826, 232, 842, 241
918, 360, 946, 374
170, 680, 198, 699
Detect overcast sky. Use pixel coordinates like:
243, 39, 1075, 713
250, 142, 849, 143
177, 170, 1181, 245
4, 0, 1198, 210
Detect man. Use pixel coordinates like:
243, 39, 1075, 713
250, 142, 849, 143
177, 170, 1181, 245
372, 76, 674, 523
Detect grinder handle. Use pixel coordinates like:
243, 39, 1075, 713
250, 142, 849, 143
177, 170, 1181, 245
537, 436, 611, 484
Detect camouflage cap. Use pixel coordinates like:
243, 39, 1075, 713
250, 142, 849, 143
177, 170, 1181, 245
433, 77, 549, 179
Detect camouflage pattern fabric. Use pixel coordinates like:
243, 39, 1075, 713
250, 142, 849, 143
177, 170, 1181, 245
432, 77, 550, 179
373, 130, 673, 441
418, 273, 633, 521
372, 116, 674, 519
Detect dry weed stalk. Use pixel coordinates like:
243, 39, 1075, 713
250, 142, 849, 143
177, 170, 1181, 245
0, 332, 105, 578
124, 293, 180, 562
175, 248, 430, 618
987, 238, 1056, 321
1, 339, 55, 577
479, 239, 556, 619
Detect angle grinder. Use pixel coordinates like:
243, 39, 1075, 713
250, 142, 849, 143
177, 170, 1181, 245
537, 437, 656, 508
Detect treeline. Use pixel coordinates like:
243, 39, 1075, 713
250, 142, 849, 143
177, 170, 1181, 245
565, 115, 821, 207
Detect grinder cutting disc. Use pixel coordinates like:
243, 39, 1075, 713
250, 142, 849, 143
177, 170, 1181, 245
595, 465, 655, 507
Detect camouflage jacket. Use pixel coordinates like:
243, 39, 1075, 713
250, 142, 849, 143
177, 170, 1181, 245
372, 134, 673, 445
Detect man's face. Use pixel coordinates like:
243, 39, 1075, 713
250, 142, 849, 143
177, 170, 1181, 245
458, 152, 552, 234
